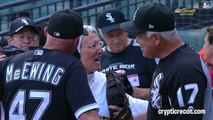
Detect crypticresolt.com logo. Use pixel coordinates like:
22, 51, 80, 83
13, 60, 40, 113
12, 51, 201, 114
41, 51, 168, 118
158, 108, 206, 116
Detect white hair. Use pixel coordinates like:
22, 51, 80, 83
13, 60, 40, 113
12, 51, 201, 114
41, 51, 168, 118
77, 25, 97, 53
146, 29, 178, 41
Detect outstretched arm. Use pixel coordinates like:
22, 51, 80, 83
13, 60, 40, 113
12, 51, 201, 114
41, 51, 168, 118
132, 87, 150, 100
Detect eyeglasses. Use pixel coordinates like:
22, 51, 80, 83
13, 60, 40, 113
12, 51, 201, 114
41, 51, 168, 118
82, 41, 103, 49
12, 34, 39, 41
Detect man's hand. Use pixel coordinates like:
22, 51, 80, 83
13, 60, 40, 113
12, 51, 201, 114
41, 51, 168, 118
109, 105, 122, 117
109, 105, 133, 120
115, 70, 126, 75
133, 112, 147, 120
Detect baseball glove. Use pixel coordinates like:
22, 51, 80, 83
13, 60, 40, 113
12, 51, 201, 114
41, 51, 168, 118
106, 72, 132, 120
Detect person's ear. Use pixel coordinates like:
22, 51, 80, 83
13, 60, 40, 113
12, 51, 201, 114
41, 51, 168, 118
7, 36, 13, 44
153, 33, 160, 46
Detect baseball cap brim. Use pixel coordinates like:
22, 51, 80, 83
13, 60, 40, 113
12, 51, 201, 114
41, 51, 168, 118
10, 25, 38, 36
22, 26, 38, 34
120, 21, 145, 34
100, 24, 120, 33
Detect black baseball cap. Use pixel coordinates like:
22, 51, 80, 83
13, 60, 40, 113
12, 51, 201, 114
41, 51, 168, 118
9, 17, 38, 36
97, 8, 126, 33
48, 9, 88, 39
120, 3, 175, 33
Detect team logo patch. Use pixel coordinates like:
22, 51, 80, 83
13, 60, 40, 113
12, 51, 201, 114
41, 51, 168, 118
21, 18, 29, 25
54, 32, 60, 37
106, 13, 115, 23
34, 50, 44, 56
151, 72, 163, 109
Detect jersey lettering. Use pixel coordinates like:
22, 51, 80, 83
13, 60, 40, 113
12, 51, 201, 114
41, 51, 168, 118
9, 89, 51, 120
6, 62, 65, 86
41, 64, 55, 83
177, 83, 198, 108
101, 63, 135, 73
29, 62, 41, 80
6, 63, 14, 82
22, 62, 32, 80
14, 68, 21, 80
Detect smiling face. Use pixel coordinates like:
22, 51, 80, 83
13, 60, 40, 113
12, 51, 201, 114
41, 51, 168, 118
7, 27, 39, 50
80, 32, 103, 73
102, 29, 129, 53
136, 32, 157, 58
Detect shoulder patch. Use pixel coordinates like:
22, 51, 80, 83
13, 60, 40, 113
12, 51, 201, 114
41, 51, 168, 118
34, 50, 44, 56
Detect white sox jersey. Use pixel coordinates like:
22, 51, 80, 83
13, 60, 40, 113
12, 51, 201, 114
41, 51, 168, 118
148, 44, 213, 120
0, 49, 99, 120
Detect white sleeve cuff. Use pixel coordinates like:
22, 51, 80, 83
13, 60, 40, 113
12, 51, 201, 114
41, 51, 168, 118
75, 103, 99, 118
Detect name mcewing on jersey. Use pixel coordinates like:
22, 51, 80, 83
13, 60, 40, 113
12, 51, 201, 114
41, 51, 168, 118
6, 62, 65, 86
